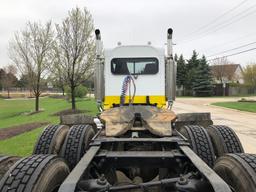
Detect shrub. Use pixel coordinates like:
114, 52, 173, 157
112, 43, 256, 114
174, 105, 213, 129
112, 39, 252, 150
75, 85, 88, 98
65, 85, 88, 99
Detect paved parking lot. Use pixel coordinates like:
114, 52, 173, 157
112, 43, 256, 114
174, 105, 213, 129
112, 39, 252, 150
173, 97, 256, 153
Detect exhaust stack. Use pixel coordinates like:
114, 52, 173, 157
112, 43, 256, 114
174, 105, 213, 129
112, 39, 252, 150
165, 28, 176, 109
94, 29, 104, 107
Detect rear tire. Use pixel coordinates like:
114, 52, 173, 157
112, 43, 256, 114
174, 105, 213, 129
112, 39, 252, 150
214, 153, 256, 192
0, 156, 20, 180
179, 125, 215, 167
0, 155, 70, 192
33, 125, 69, 155
206, 125, 244, 157
61, 124, 95, 169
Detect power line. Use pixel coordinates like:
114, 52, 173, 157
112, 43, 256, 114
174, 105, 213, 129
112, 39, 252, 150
201, 31, 256, 53
207, 47, 256, 61
207, 41, 256, 57
181, 0, 249, 39
197, 6, 256, 38
178, 2, 256, 45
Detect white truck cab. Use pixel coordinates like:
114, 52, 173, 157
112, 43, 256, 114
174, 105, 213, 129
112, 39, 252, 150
103, 45, 166, 109
94, 28, 176, 110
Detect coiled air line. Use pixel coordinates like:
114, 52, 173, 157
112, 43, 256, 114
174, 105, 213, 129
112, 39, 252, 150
120, 75, 136, 106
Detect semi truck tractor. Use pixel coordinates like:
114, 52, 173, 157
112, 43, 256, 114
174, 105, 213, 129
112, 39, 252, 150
0, 28, 256, 192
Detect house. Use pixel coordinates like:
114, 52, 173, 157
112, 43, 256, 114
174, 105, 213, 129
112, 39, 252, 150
211, 64, 244, 84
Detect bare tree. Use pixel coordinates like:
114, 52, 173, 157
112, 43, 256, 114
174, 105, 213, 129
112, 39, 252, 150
9, 21, 54, 111
54, 7, 95, 109
211, 57, 230, 83
49, 62, 66, 96
1, 65, 17, 98
243, 64, 256, 91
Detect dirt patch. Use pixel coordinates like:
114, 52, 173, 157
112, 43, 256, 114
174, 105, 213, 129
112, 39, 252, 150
52, 109, 89, 116
48, 95, 66, 99
0, 122, 49, 140
24, 110, 44, 116
238, 98, 256, 102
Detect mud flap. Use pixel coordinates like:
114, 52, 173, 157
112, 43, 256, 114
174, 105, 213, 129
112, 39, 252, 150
60, 114, 97, 132
175, 113, 213, 130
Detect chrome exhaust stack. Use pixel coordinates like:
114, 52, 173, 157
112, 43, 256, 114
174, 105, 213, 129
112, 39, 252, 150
95, 29, 104, 109
165, 28, 176, 109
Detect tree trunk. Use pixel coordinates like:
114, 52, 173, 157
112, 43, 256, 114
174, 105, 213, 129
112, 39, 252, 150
71, 85, 76, 110
35, 95, 39, 112
62, 87, 65, 96
7, 89, 10, 98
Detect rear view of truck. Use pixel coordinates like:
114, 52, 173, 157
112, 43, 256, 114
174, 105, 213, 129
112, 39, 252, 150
0, 28, 256, 192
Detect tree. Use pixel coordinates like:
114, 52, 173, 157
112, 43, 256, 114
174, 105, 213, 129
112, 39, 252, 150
243, 64, 256, 91
0, 68, 6, 90
210, 57, 230, 83
9, 21, 54, 111
185, 50, 200, 93
176, 54, 186, 88
1, 65, 18, 98
17, 73, 30, 89
54, 7, 95, 110
174, 53, 178, 62
49, 66, 66, 96
192, 56, 213, 96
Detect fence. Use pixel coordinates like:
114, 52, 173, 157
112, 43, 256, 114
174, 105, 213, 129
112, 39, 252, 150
213, 83, 256, 96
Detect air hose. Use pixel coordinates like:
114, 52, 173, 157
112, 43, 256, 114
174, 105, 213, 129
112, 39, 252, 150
120, 75, 136, 106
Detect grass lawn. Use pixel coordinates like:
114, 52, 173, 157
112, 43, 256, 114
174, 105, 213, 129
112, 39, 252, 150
0, 97, 98, 156
212, 102, 256, 113
0, 97, 97, 129
0, 127, 44, 156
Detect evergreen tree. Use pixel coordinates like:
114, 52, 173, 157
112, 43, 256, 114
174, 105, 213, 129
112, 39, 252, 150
17, 74, 30, 89
185, 50, 200, 93
187, 50, 200, 70
192, 55, 213, 96
176, 54, 186, 88
174, 53, 178, 62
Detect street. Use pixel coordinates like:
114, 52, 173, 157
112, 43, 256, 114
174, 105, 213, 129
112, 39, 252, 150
173, 97, 256, 153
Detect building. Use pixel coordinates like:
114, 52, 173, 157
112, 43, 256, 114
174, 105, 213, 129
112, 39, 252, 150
211, 64, 244, 84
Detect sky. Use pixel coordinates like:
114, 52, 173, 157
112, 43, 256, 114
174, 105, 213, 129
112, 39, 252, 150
0, 0, 256, 68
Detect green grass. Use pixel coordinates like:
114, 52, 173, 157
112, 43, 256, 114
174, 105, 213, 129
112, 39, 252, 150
176, 94, 256, 98
0, 97, 98, 156
212, 102, 256, 113
0, 127, 44, 156
0, 97, 97, 129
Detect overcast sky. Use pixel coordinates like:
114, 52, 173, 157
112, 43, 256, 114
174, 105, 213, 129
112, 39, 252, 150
0, 0, 256, 68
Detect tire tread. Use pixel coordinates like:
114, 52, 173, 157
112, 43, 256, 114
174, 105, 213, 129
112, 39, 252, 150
208, 125, 244, 154
0, 155, 56, 192
181, 125, 215, 167
61, 124, 94, 169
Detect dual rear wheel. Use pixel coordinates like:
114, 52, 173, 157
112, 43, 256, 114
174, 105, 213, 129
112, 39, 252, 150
0, 156, 20, 180
214, 153, 256, 192
0, 123, 95, 192
180, 124, 255, 192
0, 155, 69, 192
33, 124, 95, 169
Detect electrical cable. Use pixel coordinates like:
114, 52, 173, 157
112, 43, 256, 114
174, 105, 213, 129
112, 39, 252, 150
200, 31, 256, 53
179, 1, 256, 44
181, 0, 249, 39
207, 47, 256, 61
180, 7, 256, 44
207, 41, 256, 57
